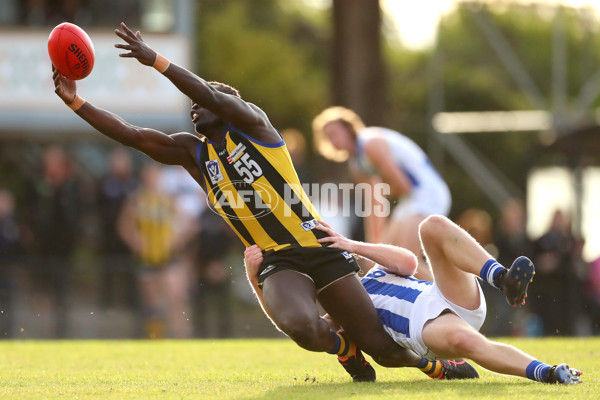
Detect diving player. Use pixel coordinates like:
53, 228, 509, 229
50, 22, 474, 381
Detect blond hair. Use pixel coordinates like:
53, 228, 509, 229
312, 106, 365, 162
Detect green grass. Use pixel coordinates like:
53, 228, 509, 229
0, 338, 597, 399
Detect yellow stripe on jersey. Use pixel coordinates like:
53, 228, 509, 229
251, 142, 323, 221
135, 192, 173, 266
253, 175, 320, 249
200, 130, 326, 251
206, 144, 279, 250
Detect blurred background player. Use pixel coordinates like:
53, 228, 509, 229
313, 107, 451, 279
117, 162, 185, 338
158, 164, 202, 338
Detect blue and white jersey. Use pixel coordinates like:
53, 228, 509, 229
355, 127, 440, 187
361, 265, 433, 351
355, 127, 451, 217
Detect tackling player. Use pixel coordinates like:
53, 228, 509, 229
244, 216, 582, 384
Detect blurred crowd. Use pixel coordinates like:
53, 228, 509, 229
0, 144, 241, 339
456, 202, 597, 337
1, 142, 599, 339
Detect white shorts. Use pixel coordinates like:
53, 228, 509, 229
406, 279, 486, 359
392, 184, 451, 220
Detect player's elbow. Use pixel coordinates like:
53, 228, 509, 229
389, 250, 418, 276
405, 252, 419, 275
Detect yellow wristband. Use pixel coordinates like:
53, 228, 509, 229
67, 95, 86, 111
153, 53, 170, 73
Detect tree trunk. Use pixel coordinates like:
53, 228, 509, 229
332, 0, 387, 126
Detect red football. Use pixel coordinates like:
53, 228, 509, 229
48, 22, 95, 80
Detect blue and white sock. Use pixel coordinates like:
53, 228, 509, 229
479, 259, 505, 289
526, 360, 551, 382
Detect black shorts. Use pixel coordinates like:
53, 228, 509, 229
257, 246, 360, 291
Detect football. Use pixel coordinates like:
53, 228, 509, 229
48, 22, 95, 80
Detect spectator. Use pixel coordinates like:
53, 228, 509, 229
531, 210, 580, 336
24, 145, 82, 338
491, 198, 535, 336
0, 188, 21, 338
96, 147, 139, 312
584, 256, 600, 334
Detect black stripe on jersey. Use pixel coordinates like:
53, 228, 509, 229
228, 130, 328, 242
195, 140, 207, 192
197, 142, 255, 246
213, 138, 300, 248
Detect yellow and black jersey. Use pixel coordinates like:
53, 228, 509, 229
195, 126, 327, 251
134, 191, 175, 266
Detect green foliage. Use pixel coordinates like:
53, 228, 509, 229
0, 338, 597, 399
195, 0, 329, 134
384, 1, 600, 217
191, 0, 600, 217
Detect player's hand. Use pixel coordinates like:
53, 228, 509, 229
52, 64, 77, 104
315, 220, 357, 253
114, 22, 157, 66
244, 245, 263, 280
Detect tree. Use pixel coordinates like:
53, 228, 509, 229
331, 0, 387, 126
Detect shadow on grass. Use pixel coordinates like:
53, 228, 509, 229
244, 379, 532, 400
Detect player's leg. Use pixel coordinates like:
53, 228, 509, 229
317, 274, 422, 368
418, 215, 488, 309
422, 313, 582, 383
261, 269, 341, 353
419, 215, 535, 309
138, 270, 165, 338
384, 214, 433, 281
164, 257, 192, 338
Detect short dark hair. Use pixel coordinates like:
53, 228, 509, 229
208, 81, 241, 98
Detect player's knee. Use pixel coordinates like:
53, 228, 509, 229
419, 215, 449, 243
277, 314, 326, 351
446, 327, 483, 357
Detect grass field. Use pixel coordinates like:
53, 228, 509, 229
0, 337, 597, 399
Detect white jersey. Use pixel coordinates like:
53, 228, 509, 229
361, 265, 486, 359
361, 265, 433, 351
355, 127, 451, 218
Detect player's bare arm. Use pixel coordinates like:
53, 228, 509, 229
114, 22, 280, 144
52, 65, 199, 170
363, 137, 412, 196
315, 221, 418, 276
243, 245, 279, 325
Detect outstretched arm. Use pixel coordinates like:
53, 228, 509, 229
52, 65, 198, 169
114, 23, 280, 143
315, 221, 418, 276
